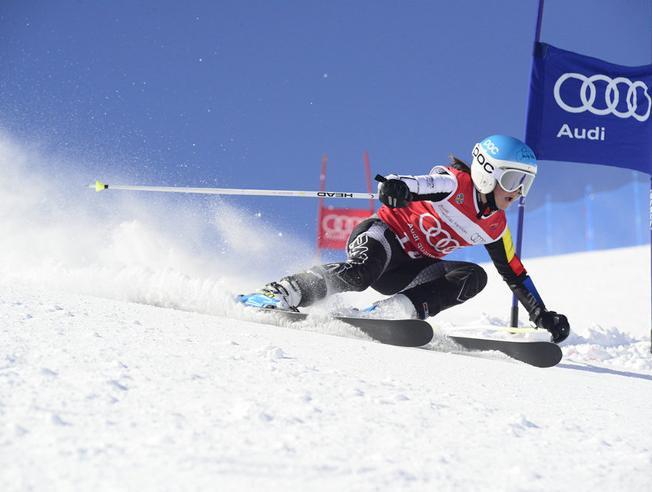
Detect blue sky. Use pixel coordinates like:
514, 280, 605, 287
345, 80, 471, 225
0, 0, 649, 255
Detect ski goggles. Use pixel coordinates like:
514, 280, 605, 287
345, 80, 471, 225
495, 168, 536, 196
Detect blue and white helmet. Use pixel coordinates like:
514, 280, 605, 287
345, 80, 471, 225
470, 135, 538, 196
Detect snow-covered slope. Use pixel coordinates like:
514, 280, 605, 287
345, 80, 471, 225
2, 281, 651, 491
1, 134, 651, 490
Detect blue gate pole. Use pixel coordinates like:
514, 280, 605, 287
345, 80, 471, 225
511, 0, 545, 328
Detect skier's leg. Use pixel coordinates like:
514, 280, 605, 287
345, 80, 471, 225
239, 218, 397, 310
397, 261, 488, 319
284, 218, 395, 307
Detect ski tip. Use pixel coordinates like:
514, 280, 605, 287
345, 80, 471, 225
92, 180, 109, 192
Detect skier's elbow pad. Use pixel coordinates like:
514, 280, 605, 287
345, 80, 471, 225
385, 174, 455, 196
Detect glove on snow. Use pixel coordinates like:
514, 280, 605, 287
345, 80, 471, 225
535, 310, 570, 344
376, 174, 412, 209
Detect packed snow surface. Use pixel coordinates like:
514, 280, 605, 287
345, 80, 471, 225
1, 135, 651, 490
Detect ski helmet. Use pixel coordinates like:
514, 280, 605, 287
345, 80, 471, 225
470, 135, 537, 196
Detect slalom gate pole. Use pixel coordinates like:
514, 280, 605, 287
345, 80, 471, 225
511, 0, 546, 328
89, 180, 378, 201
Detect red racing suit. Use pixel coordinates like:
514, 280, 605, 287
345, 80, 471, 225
378, 165, 545, 318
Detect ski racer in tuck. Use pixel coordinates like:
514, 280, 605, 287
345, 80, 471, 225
239, 135, 570, 343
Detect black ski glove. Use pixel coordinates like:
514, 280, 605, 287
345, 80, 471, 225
375, 174, 412, 208
535, 310, 570, 344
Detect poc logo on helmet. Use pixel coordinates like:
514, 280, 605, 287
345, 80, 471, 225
472, 145, 495, 174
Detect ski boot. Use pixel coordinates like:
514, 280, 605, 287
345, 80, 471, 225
237, 280, 301, 312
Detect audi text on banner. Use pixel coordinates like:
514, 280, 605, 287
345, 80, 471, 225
526, 43, 651, 174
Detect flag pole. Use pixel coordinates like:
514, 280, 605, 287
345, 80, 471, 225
511, 0, 545, 328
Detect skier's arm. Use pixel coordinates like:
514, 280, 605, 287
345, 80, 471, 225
376, 167, 456, 208
485, 228, 570, 343
484, 228, 544, 317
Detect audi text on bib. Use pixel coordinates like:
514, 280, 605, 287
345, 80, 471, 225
378, 167, 507, 259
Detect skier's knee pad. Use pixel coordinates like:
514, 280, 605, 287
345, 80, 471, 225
402, 263, 487, 319
448, 263, 487, 301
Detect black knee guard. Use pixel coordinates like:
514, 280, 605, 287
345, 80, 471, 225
444, 263, 488, 303
403, 263, 487, 319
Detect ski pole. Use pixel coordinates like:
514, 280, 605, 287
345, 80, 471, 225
89, 180, 378, 200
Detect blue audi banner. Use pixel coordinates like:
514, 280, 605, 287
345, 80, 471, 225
526, 43, 651, 175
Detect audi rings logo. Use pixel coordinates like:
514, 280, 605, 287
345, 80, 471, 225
418, 213, 460, 255
321, 214, 364, 240
554, 72, 651, 122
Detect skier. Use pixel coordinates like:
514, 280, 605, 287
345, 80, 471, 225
239, 135, 570, 343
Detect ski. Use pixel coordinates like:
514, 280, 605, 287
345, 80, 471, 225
241, 306, 561, 366
448, 335, 562, 368
247, 308, 434, 347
